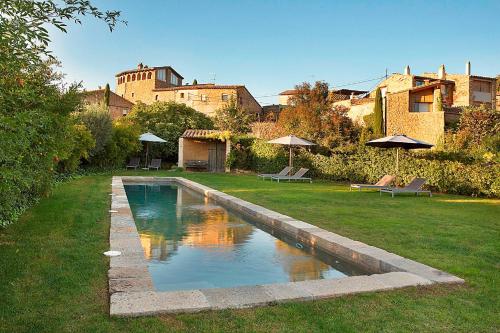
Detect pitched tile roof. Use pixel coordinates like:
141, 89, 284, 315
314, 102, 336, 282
153, 84, 243, 92
181, 129, 227, 139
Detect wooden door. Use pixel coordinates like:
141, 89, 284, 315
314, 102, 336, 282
208, 142, 226, 172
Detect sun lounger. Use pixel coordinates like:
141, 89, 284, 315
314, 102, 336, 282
258, 166, 293, 180
126, 157, 140, 169
148, 158, 162, 170
380, 177, 432, 197
271, 168, 311, 183
350, 175, 395, 191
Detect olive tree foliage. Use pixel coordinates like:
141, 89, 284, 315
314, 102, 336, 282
213, 98, 254, 134
74, 102, 113, 157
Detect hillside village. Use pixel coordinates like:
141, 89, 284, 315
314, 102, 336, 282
85, 61, 499, 147
2, 1, 500, 332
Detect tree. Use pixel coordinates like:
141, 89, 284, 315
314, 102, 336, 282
276, 81, 359, 150
104, 83, 110, 106
0, 1, 125, 70
373, 87, 384, 136
0, 0, 124, 226
192, 79, 198, 85
127, 102, 213, 161
444, 105, 499, 157
213, 98, 254, 134
74, 102, 113, 157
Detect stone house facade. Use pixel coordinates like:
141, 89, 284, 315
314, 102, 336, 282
82, 89, 135, 120
115, 64, 261, 118
334, 63, 497, 146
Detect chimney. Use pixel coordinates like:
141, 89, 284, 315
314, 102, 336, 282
350, 92, 355, 100
465, 61, 471, 75
137, 62, 144, 70
438, 64, 446, 79
404, 65, 411, 75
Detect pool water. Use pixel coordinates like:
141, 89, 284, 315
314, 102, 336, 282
124, 183, 366, 291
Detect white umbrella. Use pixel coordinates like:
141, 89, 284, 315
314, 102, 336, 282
139, 132, 166, 167
267, 135, 315, 171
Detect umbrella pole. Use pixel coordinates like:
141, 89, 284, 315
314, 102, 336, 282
289, 146, 293, 174
396, 148, 399, 186
146, 143, 149, 168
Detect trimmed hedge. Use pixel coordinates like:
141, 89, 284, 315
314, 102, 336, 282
229, 139, 499, 197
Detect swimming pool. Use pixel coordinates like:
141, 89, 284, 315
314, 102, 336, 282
124, 183, 366, 291
109, 177, 463, 316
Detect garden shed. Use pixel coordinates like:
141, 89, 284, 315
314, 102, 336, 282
178, 129, 231, 172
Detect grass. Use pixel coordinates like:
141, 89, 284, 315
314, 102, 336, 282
0, 170, 499, 332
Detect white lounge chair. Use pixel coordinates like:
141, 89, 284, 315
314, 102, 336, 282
271, 168, 311, 183
258, 166, 293, 180
380, 177, 432, 197
350, 175, 395, 191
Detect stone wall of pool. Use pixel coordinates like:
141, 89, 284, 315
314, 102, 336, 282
108, 176, 464, 316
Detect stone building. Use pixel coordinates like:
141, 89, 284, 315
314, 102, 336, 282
82, 89, 135, 120
334, 62, 497, 145
115, 63, 261, 118
178, 129, 231, 172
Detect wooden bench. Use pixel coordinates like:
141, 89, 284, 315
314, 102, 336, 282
185, 160, 208, 171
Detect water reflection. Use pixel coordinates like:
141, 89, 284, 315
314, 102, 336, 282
125, 184, 365, 291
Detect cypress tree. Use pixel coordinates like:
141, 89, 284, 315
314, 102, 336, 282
373, 87, 384, 136
192, 79, 198, 85
104, 83, 110, 106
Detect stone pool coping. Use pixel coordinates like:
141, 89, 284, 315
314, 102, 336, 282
108, 176, 464, 317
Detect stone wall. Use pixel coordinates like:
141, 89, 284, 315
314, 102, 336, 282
332, 99, 375, 125
387, 91, 444, 145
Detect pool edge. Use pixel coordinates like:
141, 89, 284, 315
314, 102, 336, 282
108, 176, 464, 317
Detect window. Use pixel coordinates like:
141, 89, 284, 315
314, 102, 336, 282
201, 94, 208, 102
142, 73, 146, 80
122, 109, 128, 116
477, 81, 491, 92
147, 72, 152, 79
415, 80, 425, 87
155, 95, 158, 101
221, 93, 229, 101
413, 102, 431, 112
180, 93, 185, 98
156, 69, 166, 81
132, 74, 136, 81
170, 73, 178, 85
132, 92, 134, 98
127, 75, 131, 82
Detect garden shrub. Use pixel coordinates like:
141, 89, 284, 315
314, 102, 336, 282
230, 139, 499, 197
91, 121, 142, 167
0, 64, 82, 226
57, 124, 95, 173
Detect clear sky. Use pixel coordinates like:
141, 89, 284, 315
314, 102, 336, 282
50, 0, 500, 106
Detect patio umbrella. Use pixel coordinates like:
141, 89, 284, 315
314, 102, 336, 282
365, 134, 433, 185
139, 132, 166, 168
267, 135, 315, 172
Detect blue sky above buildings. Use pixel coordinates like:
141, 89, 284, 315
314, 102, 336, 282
50, 0, 500, 106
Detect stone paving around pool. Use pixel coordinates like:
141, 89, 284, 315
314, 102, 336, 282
108, 176, 464, 316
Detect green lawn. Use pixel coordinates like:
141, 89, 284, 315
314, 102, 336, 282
1, 171, 499, 332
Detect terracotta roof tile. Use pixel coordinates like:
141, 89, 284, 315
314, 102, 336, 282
153, 84, 243, 92
181, 129, 227, 139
